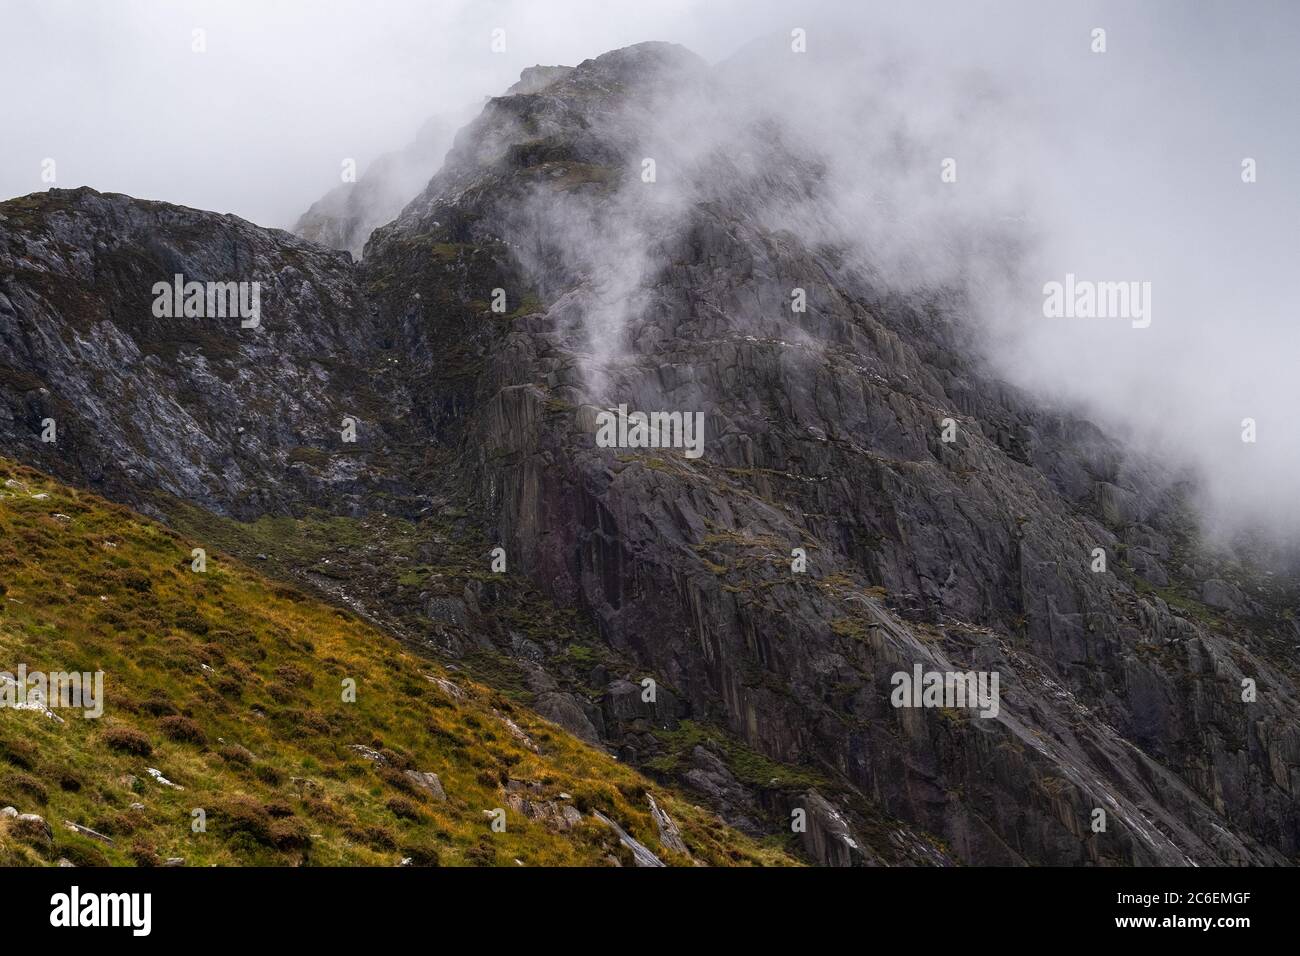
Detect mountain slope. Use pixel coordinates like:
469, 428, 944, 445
362, 42, 1300, 864
0, 457, 796, 866
1, 41, 1297, 866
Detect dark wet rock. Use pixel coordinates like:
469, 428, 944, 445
533, 690, 602, 743
794, 790, 872, 867
426, 596, 469, 628
1200, 578, 1246, 613
0, 187, 409, 520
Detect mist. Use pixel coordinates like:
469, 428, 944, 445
4, 0, 1298, 542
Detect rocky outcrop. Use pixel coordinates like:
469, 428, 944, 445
592, 809, 665, 867
404, 771, 447, 802
363, 42, 1300, 864
0, 188, 417, 519
2, 41, 1298, 866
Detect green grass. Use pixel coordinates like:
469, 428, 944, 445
645, 720, 827, 792
0, 458, 798, 867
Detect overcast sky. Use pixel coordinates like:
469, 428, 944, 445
3, 0, 1298, 541
2, 0, 847, 227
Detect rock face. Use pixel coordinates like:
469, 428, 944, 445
0, 188, 411, 519
796, 790, 873, 867
2, 41, 1299, 866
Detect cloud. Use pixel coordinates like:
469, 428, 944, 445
4, 0, 1298, 544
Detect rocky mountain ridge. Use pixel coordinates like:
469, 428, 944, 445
2, 41, 1297, 865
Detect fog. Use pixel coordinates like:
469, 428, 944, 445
3, 0, 1298, 542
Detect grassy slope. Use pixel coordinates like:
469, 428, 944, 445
0, 458, 797, 867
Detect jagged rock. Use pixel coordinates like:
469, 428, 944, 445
503, 779, 582, 831
423, 675, 466, 700
647, 794, 689, 855
796, 791, 871, 867
533, 691, 602, 743
601, 678, 682, 737
1201, 578, 1247, 613
1129, 548, 1170, 588
494, 712, 538, 752
294, 111, 466, 259
682, 747, 760, 830
347, 744, 386, 764
592, 810, 665, 867
426, 597, 469, 628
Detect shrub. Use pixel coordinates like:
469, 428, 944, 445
378, 747, 413, 770
140, 697, 178, 717
253, 763, 284, 786
269, 817, 311, 851
2, 771, 48, 805
58, 838, 109, 867
120, 572, 152, 593
343, 823, 395, 850
172, 608, 209, 635
219, 744, 255, 766
158, 715, 206, 744
273, 664, 313, 689
128, 840, 160, 867
386, 796, 423, 821
378, 766, 419, 795
100, 726, 153, 756
0, 737, 37, 770
216, 796, 273, 843
400, 843, 441, 867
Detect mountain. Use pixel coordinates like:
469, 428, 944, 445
293, 112, 465, 260
0, 456, 794, 866
1, 41, 1297, 866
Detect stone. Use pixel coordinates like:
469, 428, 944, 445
65, 821, 115, 845
592, 810, 664, 867
404, 770, 447, 802
647, 794, 689, 855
